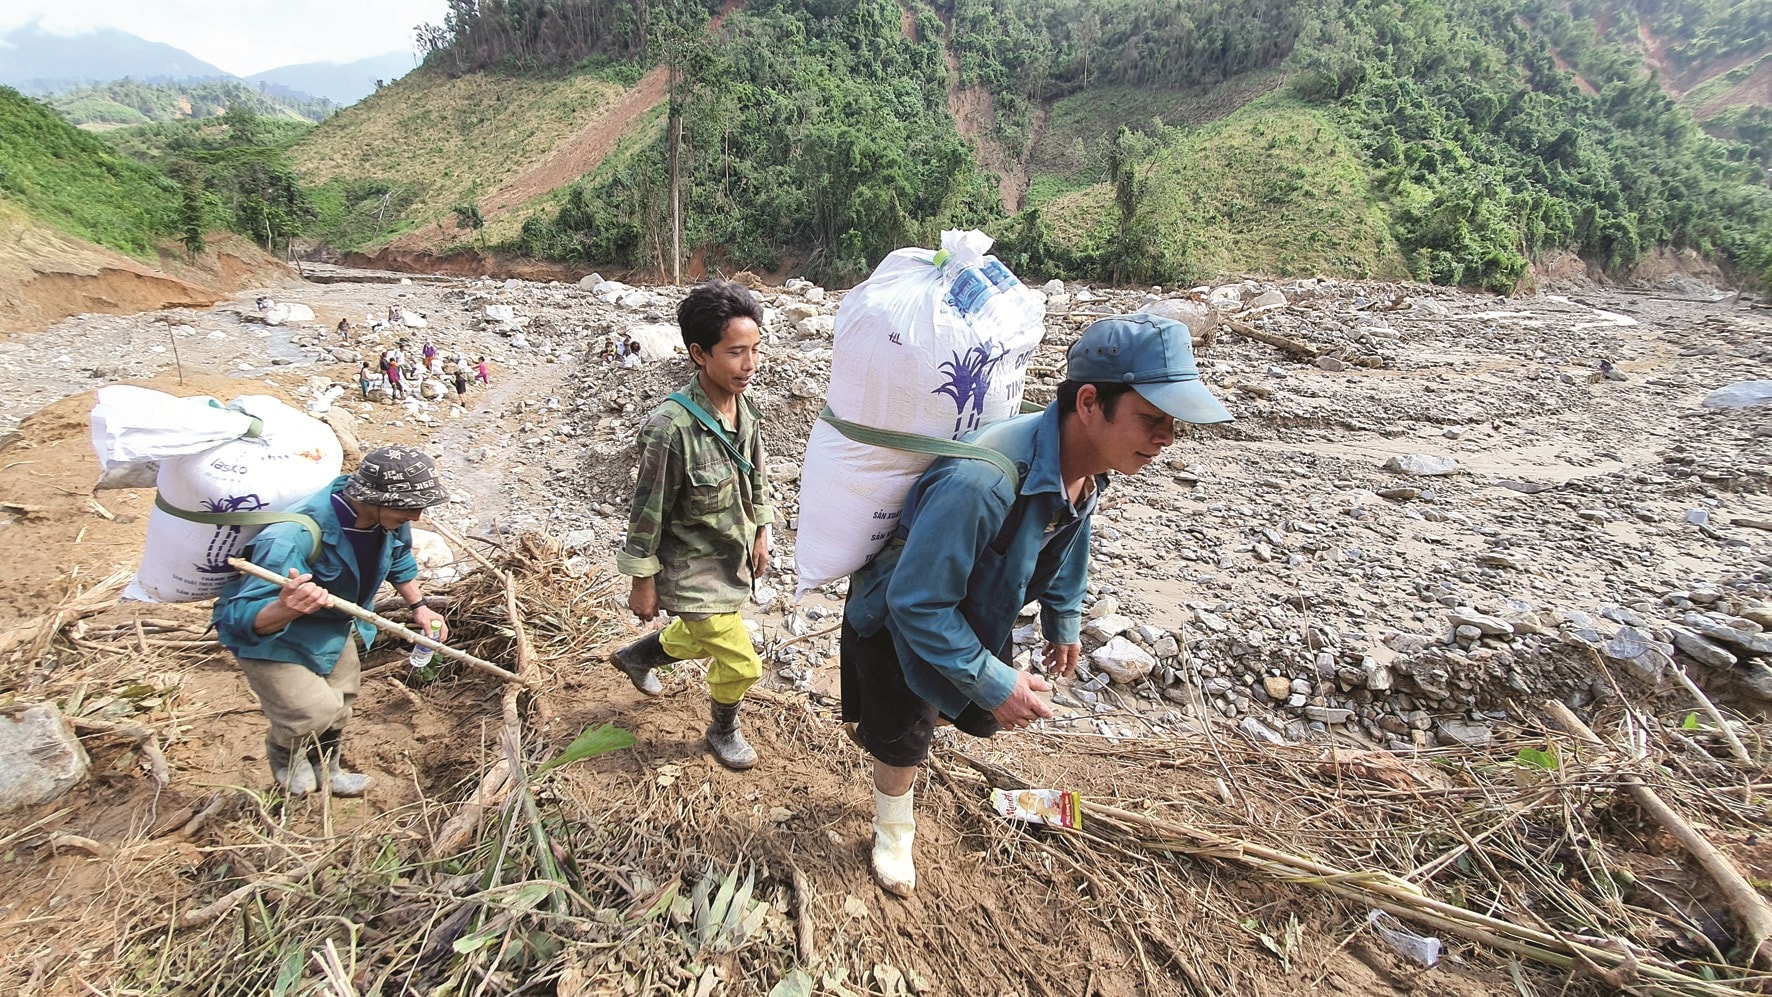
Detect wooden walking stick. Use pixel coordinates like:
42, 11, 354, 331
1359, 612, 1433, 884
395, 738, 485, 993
227, 556, 531, 687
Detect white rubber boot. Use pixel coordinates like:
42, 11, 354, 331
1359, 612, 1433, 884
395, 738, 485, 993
871, 785, 916, 897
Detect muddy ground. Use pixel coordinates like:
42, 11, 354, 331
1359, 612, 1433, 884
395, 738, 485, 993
0, 261, 1769, 995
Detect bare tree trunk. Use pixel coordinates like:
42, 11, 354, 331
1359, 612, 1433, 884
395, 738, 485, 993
668, 90, 682, 285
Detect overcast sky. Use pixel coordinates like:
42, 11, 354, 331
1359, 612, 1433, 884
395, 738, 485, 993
1, 1, 449, 76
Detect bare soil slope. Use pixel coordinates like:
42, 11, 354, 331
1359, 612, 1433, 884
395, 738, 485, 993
0, 204, 293, 337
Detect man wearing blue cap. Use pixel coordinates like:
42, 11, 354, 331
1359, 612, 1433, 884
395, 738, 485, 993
840, 314, 1232, 897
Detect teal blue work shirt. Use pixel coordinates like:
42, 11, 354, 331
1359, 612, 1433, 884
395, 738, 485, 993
212, 475, 420, 675
844, 403, 1102, 718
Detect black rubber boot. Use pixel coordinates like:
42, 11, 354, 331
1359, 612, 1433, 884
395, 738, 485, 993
706, 699, 758, 770
310, 728, 371, 797
267, 735, 317, 796
611, 632, 673, 697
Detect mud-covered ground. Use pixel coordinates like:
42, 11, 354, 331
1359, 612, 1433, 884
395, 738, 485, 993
1, 263, 1770, 996
6, 263, 1767, 739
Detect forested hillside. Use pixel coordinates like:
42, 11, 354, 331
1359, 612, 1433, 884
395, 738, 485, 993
314, 0, 1772, 289
47, 79, 335, 127
0, 87, 316, 258
0, 88, 180, 255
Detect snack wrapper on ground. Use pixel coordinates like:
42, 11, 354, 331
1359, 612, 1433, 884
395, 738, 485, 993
990, 788, 1081, 829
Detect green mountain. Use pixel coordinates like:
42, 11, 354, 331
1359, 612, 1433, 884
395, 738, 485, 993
11, 0, 1765, 292
0, 85, 319, 261
0, 86, 180, 255
47, 79, 335, 128
306, 0, 1761, 291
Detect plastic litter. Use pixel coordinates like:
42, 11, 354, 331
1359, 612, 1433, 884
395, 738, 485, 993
1367, 909, 1442, 967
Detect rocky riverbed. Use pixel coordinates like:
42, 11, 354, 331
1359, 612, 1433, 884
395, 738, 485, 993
4, 261, 1769, 754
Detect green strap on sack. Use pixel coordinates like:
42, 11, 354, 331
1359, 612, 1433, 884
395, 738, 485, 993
668, 391, 754, 475
819, 405, 1020, 490
154, 494, 323, 561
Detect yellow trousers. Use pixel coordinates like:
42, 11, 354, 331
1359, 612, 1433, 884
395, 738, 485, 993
658, 612, 761, 705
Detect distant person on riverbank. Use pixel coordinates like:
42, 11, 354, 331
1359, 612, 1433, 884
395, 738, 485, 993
387, 360, 406, 400
475, 358, 491, 386
358, 362, 374, 400
337, 318, 351, 342
610, 280, 772, 772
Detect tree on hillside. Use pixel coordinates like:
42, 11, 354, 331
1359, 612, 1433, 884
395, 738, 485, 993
1106, 127, 1154, 285
222, 103, 262, 146
171, 160, 208, 255
652, 4, 716, 283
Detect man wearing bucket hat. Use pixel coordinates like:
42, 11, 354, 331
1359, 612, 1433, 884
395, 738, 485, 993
214, 444, 451, 797
841, 314, 1231, 897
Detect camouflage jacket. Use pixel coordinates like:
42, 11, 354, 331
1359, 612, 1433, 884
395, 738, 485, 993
616, 377, 773, 614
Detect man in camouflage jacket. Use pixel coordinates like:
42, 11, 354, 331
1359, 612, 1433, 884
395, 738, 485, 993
612, 281, 773, 769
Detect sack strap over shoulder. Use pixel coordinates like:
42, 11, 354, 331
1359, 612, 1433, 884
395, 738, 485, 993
819, 405, 1020, 491
154, 494, 322, 561
668, 391, 753, 475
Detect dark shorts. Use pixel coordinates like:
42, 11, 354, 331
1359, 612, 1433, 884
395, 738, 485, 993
839, 617, 1001, 768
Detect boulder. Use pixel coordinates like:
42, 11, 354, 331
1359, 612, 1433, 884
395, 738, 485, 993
305, 385, 347, 416
1091, 637, 1155, 684
1137, 299, 1217, 340
577, 272, 605, 289
1670, 628, 1738, 669
1207, 284, 1249, 309
263, 302, 316, 326
794, 315, 835, 339
1383, 454, 1461, 476
1303, 706, 1354, 725
1700, 381, 1772, 410
319, 410, 361, 459
0, 703, 89, 814
625, 323, 683, 361
1085, 614, 1135, 641
780, 302, 820, 325
1248, 289, 1288, 310
1681, 615, 1772, 656
411, 528, 461, 584
483, 304, 516, 322
1448, 607, 1514, 637
1437, 718, 1493, 747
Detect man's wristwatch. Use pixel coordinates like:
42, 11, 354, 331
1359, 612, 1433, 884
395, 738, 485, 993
407, 597, 430, 611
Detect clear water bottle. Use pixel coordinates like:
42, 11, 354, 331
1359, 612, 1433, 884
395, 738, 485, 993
408, 620, 444, 684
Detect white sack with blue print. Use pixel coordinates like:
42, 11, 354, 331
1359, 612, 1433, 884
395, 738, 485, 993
90, 386, 343, 603
794, 229, 1045, 598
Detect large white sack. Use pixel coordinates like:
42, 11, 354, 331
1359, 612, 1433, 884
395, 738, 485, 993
794, 230, 1045, 596
123, 395, 343, 602
91, 386, 260, 470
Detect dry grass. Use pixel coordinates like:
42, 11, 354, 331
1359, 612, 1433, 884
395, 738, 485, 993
288, 68, 625, 243
3, 534, 1770, 995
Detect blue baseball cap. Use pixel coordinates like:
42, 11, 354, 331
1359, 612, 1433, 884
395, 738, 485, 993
1066, 315, 1233, 424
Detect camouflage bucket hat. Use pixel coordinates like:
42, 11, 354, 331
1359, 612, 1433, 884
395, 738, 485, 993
342, 445, 449, 509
